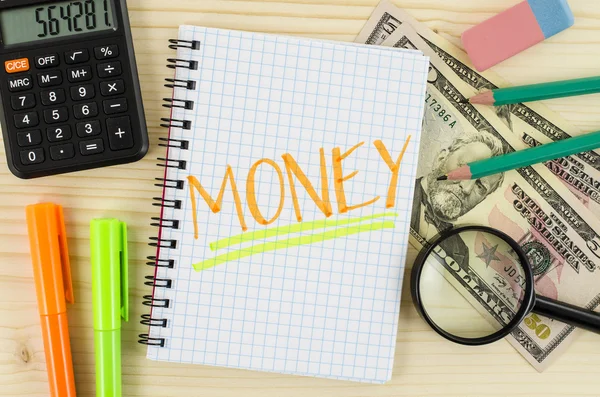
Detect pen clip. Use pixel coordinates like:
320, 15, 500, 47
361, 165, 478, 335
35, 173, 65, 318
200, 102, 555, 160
120, 221, 129, 322
56, 205, 74, 304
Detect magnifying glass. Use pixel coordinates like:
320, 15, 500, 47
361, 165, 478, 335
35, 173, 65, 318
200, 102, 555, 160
411, 225, 600, 346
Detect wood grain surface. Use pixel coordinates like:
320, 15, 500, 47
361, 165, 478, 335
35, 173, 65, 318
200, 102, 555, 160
2, 1, 600, 396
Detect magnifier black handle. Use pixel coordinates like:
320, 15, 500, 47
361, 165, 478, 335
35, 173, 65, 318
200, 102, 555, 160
534, 295, 600, 334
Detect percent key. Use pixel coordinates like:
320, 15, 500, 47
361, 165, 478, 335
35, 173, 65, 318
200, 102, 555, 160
95, 45, 119, 60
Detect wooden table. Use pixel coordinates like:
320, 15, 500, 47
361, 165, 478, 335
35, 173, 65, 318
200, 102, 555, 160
2, 1, 600, 396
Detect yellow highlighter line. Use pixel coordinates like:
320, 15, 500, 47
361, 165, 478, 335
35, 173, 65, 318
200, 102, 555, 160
210, 212, 398, 251
195, 221, 396, 272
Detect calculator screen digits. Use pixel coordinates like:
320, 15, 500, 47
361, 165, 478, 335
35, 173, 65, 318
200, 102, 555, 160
0, 0, 116, 46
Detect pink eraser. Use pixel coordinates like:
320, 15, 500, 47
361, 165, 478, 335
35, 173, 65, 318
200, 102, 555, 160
462, 0, 574, 71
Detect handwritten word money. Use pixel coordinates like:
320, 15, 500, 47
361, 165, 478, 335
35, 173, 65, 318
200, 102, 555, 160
188, 138, 412, 237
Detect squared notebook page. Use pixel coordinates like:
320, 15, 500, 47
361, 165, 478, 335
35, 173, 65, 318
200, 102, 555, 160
148, 26, 429, 383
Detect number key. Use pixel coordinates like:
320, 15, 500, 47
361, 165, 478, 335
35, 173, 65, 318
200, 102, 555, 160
11, 94, 36, 110
74, 102, 98, 119
14, 111, 39, 129
17, 130, 42, 147
41, 89, 66, 106
47, 125, 72, 142
71, 84, 95, 101
20, 148, 44, 165
76, 120, 101, 137
44, 107, 69, 124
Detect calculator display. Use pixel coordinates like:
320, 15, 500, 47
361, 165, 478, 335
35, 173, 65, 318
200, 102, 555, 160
0, 0, 116, 46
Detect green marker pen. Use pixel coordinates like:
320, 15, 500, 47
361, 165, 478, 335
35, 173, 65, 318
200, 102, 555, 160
91, 219, 129, 397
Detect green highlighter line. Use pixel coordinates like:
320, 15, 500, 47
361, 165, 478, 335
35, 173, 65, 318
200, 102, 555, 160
90, 219, 129, 397
195, 221, 396, 272
210, 212, 399, 251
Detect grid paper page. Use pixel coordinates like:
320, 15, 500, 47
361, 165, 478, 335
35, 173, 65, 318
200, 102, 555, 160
148, 26, 429, 383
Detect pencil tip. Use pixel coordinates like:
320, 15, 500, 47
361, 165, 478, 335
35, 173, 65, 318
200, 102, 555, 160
437, 175, 448, 181
469, 91, 495, 106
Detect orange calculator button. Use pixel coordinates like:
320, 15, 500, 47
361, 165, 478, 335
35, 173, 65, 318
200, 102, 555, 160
5, 58, 30, 74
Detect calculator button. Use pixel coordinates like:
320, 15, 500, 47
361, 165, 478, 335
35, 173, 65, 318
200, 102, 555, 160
38, 70, 62, 87
5, 58, 30, 74
74, 102, 98, 119
98, 61, 122, 78
35, 54, 59, 69
107, 116, 134, 150
41, 89, 66, 106
100, 79, 125, 96
14, 112, 39, 128
8, 74, 33, 92
20, 148, 44, 165
80, 139, 104, 156
65, 49, 89, 65
103, 98, 128, 115
44, 107, 69, 124
50, 144, 75, 161
76, 120, 101, 137
11, 94, 36, 110
47, 125, 72, 142
94, 45, 119, 60
17, 130, 42, 147
67, 66, 92, 83
70, 84, 95, 101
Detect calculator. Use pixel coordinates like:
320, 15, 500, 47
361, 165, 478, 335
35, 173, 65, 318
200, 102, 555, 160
0, 0, 148, 179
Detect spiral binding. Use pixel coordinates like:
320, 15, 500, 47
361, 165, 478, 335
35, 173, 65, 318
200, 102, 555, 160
146, 256, 175, 269
154, 177, 184, 190
168, 39, 201, 50
156, 157, 187, 170
164, 78, 196, 90
158, 137, 189, 150
138, 39, 200, 347
141, 314, 168, 327
162, 98, 194, 110
150, 217, 180, 229
152, 197, 182, 209
166, 58, 199, 70
144, 276, 173, 288
160, 118, 192, 130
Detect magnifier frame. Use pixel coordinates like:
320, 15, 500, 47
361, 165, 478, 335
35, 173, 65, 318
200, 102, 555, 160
411, 225, 536, 346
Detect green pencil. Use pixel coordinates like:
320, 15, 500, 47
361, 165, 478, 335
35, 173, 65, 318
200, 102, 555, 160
438, 130, 600, 181
468, 76, 600, 106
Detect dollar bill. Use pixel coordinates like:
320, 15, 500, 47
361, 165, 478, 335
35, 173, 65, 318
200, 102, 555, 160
356, 4, 600, 371
354, 0, 404, 45
358, 1, 600, 215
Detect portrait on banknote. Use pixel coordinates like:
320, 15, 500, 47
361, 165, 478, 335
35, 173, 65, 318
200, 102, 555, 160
412, 130, 506, 271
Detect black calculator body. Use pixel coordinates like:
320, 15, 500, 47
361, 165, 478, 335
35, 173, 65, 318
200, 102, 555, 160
0, 0, 147, 179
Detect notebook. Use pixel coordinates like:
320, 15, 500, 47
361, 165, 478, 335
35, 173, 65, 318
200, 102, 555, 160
140, 25, 429, 384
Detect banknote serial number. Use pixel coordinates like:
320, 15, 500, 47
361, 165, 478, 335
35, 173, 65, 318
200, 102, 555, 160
425, 93, 457, 128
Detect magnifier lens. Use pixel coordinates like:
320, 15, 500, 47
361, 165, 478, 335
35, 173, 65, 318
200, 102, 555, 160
418, 229, 528, 340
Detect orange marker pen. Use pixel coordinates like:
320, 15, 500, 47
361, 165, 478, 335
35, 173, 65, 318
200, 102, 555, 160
26, 203, 77, 397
